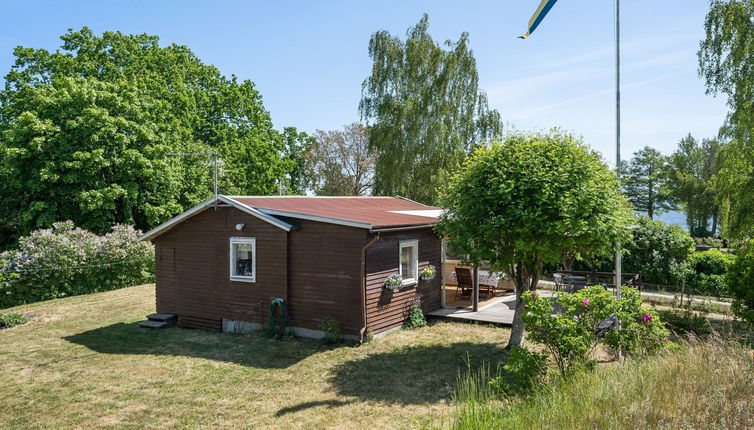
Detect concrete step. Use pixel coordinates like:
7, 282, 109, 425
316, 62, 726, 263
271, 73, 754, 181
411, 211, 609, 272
139, 320, 168, 329
146, 313, 177, 323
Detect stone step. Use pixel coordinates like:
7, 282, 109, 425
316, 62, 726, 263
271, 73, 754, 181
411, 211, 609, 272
139, 320, 168, 329
146, 313, 177, 323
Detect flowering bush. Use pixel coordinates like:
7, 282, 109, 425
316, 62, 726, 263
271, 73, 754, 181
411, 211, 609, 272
0, 221, 154, 308
523, 286, 669, 375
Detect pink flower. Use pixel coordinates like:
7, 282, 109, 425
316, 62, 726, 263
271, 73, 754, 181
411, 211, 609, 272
663, 338, 669, 343
531, 292, 538, 298
582, 299, 590, 306
641, 313, 653, 323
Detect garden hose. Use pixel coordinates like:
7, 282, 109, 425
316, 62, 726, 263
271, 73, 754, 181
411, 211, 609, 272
268, 298, 290, 337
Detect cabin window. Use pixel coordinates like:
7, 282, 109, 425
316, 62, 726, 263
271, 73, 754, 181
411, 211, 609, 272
399, 240, 419, 285
230, 237, 256, 282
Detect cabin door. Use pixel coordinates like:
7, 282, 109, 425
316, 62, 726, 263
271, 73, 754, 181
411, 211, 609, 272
157, 247, 177, 313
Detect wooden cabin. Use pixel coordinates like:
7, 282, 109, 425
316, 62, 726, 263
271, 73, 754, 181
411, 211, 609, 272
139, 195, 443, 341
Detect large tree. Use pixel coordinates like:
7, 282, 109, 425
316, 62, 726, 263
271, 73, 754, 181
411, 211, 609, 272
621, 146, 670, 219
359, 15, 502, 204
438, 130, 632, 348
310, 123, 375, 196
698, 0, 754, 238
0, 28, 303, 242
664, 134, 722, 237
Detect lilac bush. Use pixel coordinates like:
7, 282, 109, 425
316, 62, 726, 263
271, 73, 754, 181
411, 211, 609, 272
0, 221, 154, 308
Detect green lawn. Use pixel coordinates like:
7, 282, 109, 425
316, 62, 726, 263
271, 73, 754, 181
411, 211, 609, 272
0, 284, 508, 430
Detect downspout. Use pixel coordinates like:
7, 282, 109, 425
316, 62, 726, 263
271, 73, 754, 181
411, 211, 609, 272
359, 232, 381, 343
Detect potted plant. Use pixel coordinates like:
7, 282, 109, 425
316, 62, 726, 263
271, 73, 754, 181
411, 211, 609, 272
419, 265, 436, 281
383, 274, 403, 291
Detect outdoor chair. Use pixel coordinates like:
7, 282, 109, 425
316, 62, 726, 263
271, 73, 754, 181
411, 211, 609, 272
454, 267, 474, 299
553, 272, 568, 292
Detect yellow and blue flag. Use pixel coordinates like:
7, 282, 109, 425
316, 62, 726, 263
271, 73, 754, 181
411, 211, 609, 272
520, 0, 559, 39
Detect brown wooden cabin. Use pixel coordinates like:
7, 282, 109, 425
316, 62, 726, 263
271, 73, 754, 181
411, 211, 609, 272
139, 195, 443, 341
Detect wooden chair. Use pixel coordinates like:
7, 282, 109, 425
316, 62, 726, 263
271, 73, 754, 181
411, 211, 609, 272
454, 267, 474, 299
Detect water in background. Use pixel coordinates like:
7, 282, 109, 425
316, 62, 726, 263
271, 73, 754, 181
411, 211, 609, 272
657, 210, 687, 229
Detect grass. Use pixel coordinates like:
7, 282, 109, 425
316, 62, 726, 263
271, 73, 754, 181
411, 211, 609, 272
0, 284, 509, 429
445, 339, 754, 429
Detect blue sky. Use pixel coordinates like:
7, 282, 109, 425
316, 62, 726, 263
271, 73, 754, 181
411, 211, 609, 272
0, 0, 728, 164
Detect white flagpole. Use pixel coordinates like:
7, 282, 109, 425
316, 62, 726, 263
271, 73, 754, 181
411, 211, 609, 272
614, 0, 622, 298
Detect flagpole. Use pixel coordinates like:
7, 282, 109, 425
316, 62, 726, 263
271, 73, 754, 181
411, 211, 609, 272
614, 0, 622, 299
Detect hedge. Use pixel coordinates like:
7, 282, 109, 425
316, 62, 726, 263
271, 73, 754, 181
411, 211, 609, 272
0, 221, 154, 308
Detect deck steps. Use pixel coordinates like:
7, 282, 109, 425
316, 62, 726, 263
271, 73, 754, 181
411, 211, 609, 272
139, 313, 177, 329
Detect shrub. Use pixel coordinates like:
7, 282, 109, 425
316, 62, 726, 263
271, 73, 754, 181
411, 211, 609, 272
489, 347, 549, 396
684, 250, 735, 297
0, 312, 28, 328
523, 287, 669, 374
0, 221, 154, 308
573, 216, 694, 286
404, 293, 427, 329
657, 307, 712, 337
319, 317, 342, 344
622, 216, 694, 285
727, 239, 754, 326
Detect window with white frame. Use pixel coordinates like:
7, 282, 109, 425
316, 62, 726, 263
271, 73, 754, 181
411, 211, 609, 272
230, 237, 256, 282
399, 240, 418, 285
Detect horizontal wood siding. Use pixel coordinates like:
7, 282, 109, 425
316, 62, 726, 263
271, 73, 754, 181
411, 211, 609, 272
365, 228, 442, 334
287, 220, 366, 336
153, 207, 288, 329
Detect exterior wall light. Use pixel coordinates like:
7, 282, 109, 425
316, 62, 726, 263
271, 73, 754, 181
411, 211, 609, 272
235, 223, 245, 231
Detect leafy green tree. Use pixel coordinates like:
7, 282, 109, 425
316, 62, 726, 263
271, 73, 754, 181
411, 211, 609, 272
1, 77, 208, 236
0, 28, 300, 241
664, 134, 722, 236
280, 127, 316, 195
438, 130, 632, 348
621, 146, 670, 219
698, 0, 754, 238
311, 123, 375, 195
360, 14, 502, 204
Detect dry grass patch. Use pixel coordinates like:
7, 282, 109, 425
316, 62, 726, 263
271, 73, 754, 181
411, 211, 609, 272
0, 284, 509, 429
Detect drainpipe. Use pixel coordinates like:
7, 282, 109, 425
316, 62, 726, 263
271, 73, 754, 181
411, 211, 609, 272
359, 232, 381, 343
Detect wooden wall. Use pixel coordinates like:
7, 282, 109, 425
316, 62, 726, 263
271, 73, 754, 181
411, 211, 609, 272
286, 219, 367, 336
153, 207, 288, 330
365, 228, 442, 335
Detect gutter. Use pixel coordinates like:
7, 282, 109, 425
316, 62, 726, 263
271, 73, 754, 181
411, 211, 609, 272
359, 232, 381, 343
369, 224, 437, 233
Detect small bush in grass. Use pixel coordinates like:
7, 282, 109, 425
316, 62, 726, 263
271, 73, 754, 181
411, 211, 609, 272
523, 286, 670, 375
0, 312, 28, 328
489, 347, 548, 396
404, 294, 427, 329
319, 317, 342, 344
658, 306, 712, 337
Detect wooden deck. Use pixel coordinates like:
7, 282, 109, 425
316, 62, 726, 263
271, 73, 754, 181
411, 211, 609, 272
429, 288, 554, 325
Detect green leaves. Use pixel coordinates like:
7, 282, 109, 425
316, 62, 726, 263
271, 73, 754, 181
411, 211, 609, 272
0, 28, 305, 243
438, 130, 632, 272
360, 14, 502, 204
698, 0, 754, 238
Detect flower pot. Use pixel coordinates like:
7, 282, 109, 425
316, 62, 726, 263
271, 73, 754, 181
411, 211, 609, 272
420, 274, 436, 281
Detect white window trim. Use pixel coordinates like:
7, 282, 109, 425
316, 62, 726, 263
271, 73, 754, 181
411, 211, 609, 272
229, 237, 256, 283
399, 239, 419, 285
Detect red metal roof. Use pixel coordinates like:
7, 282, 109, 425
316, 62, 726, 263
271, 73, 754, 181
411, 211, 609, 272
231, 196, 441, 229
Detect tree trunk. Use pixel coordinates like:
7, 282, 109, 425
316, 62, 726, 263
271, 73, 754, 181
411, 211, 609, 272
506, 262, 540, 349
711, 206, 718, 237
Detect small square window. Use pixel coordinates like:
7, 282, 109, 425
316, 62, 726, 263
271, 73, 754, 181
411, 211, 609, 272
230, 237, 256, 282
399, 240, 418, 285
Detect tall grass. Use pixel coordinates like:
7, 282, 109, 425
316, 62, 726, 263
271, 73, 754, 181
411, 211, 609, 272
447, 338, 754, 429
